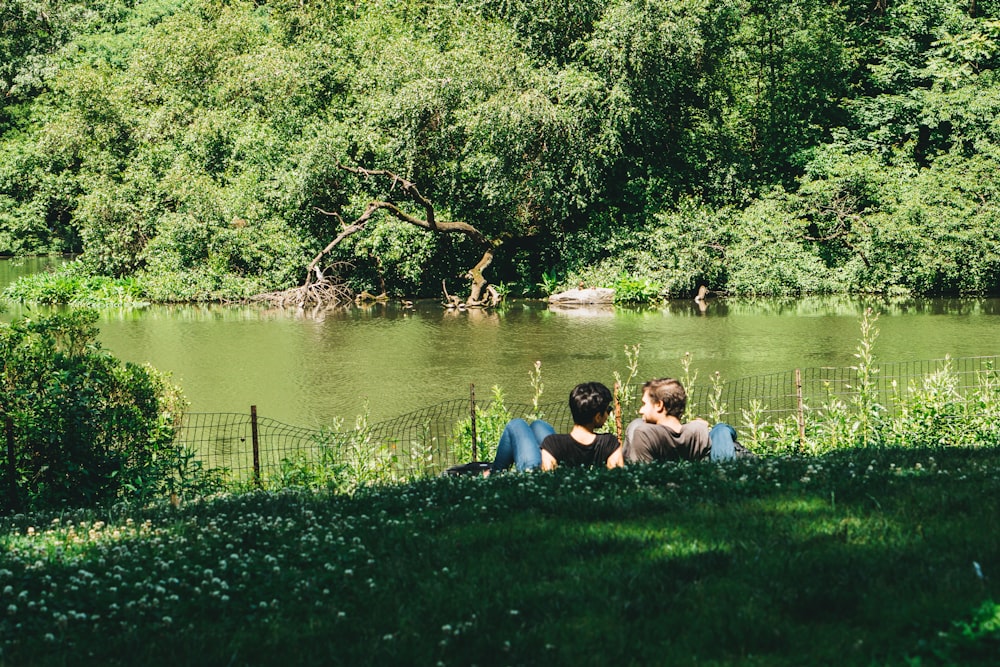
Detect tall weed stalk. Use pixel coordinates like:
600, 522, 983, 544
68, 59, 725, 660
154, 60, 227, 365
679, 352, 699, 418
850, 307, 884, 446
528, 360, 544, 421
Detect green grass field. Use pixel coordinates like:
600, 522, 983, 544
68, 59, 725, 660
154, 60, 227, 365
2, 445, 998, 666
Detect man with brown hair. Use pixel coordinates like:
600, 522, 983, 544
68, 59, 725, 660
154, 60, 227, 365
624, 377, 749, 463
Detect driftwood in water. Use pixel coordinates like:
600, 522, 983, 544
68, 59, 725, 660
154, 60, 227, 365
252, 262, 354, 309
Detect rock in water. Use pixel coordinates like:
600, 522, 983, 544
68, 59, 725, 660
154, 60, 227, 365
547, 288, 615, 304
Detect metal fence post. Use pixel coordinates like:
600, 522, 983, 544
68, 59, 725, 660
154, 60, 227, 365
251, 405, 261, 488
795, 369, 806, 450
469, 384, 478, 461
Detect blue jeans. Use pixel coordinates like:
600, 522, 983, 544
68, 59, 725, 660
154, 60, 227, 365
491, 418, 555, 472
709, 423, 739, 462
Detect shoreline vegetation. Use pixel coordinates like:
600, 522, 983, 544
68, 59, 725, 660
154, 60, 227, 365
4, 256, 1000, 310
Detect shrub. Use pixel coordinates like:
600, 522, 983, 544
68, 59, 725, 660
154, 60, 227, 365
271, 408, 425, 494
3, 261, 148, 306
0, 310, 216, 511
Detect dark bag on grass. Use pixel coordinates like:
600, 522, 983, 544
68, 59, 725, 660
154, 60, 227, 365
443, 462, 491, 476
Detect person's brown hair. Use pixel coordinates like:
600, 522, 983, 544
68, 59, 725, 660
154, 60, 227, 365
642, 378, 686, 418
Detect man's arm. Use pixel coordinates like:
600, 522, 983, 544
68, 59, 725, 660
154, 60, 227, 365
606, 446, 624, 469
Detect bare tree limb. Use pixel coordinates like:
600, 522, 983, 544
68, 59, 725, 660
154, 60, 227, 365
338, 165, 492, 247
260, 166, 502, 310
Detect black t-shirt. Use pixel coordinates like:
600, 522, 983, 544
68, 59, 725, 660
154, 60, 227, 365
539, 433, 621, 467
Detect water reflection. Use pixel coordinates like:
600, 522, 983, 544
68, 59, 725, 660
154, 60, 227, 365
547, 303, 617, 318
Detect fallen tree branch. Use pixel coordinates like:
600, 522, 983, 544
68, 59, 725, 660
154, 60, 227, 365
258, 166, 503, 310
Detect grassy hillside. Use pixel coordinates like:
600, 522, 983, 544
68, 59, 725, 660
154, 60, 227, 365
2, 444, 998, 666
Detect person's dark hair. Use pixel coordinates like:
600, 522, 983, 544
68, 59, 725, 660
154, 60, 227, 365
643, 378, 686, 418
569, 382, 613, 425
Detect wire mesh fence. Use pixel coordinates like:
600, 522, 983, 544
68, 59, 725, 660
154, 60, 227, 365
698, 355, 1000, 425
176, 398, 575, 482
175, 355, 999, 483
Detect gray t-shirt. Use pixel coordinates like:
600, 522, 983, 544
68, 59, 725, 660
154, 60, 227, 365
623, 418, 711, 463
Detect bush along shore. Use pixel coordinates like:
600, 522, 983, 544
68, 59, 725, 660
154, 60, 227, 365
1, 444, 999, 667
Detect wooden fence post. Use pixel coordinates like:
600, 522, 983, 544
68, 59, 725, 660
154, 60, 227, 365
613, 382, 623, 442
469, 384, 478, 461
251, 405, 261, 488
4, 414, 17, 511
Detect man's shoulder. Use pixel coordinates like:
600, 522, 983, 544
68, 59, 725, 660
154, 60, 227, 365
629, 423, 683, 453
634, 422, 681, 441
681, 419, 710, 438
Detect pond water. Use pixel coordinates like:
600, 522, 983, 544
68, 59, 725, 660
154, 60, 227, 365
2, 257, 999, 426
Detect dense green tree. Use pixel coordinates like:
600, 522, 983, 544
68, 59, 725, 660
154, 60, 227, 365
1, 0, 1000, 299
470, 0, 608, 65
729, 0, 855, 184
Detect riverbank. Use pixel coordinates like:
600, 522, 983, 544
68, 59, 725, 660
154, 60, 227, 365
2, 444, 997, 666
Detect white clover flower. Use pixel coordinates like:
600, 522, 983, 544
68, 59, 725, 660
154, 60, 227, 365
6, 604, 16, 615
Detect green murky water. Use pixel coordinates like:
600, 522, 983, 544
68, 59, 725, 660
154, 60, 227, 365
3, 258, 998, 426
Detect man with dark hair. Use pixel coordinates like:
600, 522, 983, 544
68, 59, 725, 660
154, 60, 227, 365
489, 381, 623, 473
624, 377, 750, 463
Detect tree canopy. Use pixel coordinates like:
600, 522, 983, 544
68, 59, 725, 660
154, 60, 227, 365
2, 0, 1000, 299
